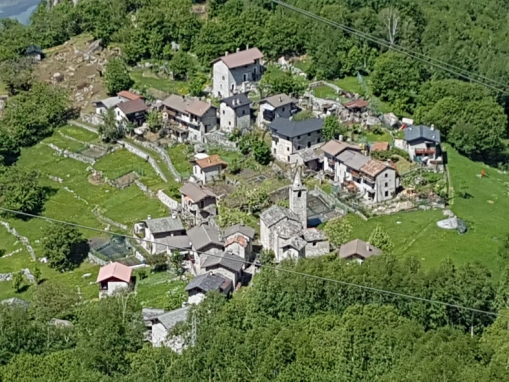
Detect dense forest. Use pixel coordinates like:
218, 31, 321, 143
3, 256, 509, 380
2, 0, 509, 380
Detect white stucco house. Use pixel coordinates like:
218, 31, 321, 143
259, 169, 330, 263
219, 93, 251, 133
269, 117, 324, 163
161, 95, 217, 143
257, 93, 299, 127
396, 125, 442, 169
212, 47, 263, 98
96, 262, 134, 298
191, 154, 227, 185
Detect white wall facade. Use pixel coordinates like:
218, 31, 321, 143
152, 323, 169, 347
219, 103, 251, 133
272, 132, 323, 163
212, 60, 261, 98
193, 165, 222, 184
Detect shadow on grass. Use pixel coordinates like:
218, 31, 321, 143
69, 240, 91, 268
16, 285, 30, 294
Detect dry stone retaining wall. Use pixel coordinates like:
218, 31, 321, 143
119, 141, 168, 183
138, 141, 181, 182
0, 221, 36, 260
45, 143, 96, 164
91, 206, 128, 231
157, 190, 179, 210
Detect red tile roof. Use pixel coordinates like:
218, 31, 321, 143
96, 262, 132, 283
343, 99, 369, 109
213, 48, 263, 69
195, 155, 227, 170
117, 91, 142, 101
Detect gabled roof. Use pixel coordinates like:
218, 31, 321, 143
282, 235, 307, 250
117, 91, 142, 101
180, 182, 217, 203
302, 228, 327, 242
117, 98, 148, 115
269, 117, 324, 139
224, 223, 255, 239
202, 252, 244, 273
260, 205, 301, 228
96, 262, 132, 283
155, 306, 191, 330
260, 93, 295, 108
343, 99, 369, 109
153, 235, 191, 254
361, 159, 395, 177
194, 155, 227, 170
320, 140, 361, 157
162, 94, 189, 114
141, 216, 184, 234
404, 125, 441, 144
187, 224, 223, 251
186, 100, 215, 117
213, 48, 263, 69
339, 239, 382, 260
336, 150, 370, 171
274, 219, 303, 239
93, 96, 122, 109
221, 93, 251, 109
185, 272, 230, 293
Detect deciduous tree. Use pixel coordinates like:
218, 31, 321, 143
0, 167, 47, 217
104, 57, 134, 96
41, 223, 88, 272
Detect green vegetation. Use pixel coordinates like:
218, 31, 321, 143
312, 85, 337, 99
167, 144, 192, 178
130, 70, 188, 95
335, 76, 364, 94
136, 272, 187, 310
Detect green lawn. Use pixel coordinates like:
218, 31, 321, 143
293, 58, 313, 73
136, 271, 187, 310
313, 85, 337, 100
348, 146, 509, 278
43, 134, 88, 152
334, 76, 364, 94
60, 125, 101, 142
95, 148, 160, 182
0, 80, 6, 94
207, 147, 243, 165
130, 70, 188, 96
167, 144, 193, 178
363, 130, 393, 144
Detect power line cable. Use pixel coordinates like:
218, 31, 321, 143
271, 0, 509, 94
0, 206, 505, 319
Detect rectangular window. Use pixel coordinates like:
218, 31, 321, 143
308, 133, 311, 136
287, 147, 290, 151
384, 191, 389, 197
282, 107, 285, 112
222, 76, 225, 80
384, 182, 388, 187
287, 156, 290, 162
273, 148, 276, 154
385, 173, 388, 177
297, 136, 301, 139
297, 146, 301, 150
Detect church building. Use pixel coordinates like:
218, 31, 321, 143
260, 168, 330, 262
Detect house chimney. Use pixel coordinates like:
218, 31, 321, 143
225, 51, 229, 56
279, 96, 282, 102
147, 215, 152, 220
236, 47, 240, 53
171, 211, 177, 219
246, 44, 249, 50
431, 124, 435, 130
366, 242, 371, 252
339, 134, 343, 142
182, 96, 185, 102
218, 231, 223, 242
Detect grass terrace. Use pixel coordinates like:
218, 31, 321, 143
130, 69, 188, 96
167, 144, 193, 178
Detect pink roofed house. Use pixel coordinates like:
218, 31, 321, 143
96, 262, 134, 298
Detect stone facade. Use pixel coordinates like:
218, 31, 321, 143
212, 59, 262, 98
219, 101, 250, 133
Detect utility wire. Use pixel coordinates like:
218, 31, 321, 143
271, 0, 509, 94
0, 206, 506, 319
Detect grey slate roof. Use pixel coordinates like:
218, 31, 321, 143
261, 93, 295, 108
156, 306, 191, 330
187, 224, 224, 251
404, 125, 441, 144
260, 205, 301, 228
185, 272, 230, 293
339, 239, 382, 260
221, 93, 251, 109
202, 252, 244, 273
224, 223, 255, 239
180, 182, 217, 203
269, 117, 324, 139
302, 228, 327, 242
94, 96, 122, 109
142, 308, 166, 321
336, 150, 371, 171
282, 235, 307, 250
274, 219, 303, 240
142, 216, 184, 234
153, 235, 191, 254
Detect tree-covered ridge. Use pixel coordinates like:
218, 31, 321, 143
2, 256, 509, 381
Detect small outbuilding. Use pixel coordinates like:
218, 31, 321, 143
96, 262, 135, 298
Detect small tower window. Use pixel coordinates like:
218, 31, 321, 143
298, 191, 302, 197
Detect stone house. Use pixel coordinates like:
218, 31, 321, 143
219, 93, 251, 133
258, 93, 299, 127
269, 117, 324, 163
396, 125, 442, 168
335, 150, 399, 203
185, 272, 232, 299
343, 99, 369, 114
191, 154, 227, 185
320, 139, 362, 179
212, 47, 263, 98
161, 95, 217, 143
114, 98, 148, 127
338, 239, 381, 263
180, 182, 217, 221
150, 306, 191, 347
202, 251, 244, 287
134, 215, 186, 255
260, 169, 330, 262
96, 262, 134, 298
187, 224, 224, 269
224, 223, 256, 262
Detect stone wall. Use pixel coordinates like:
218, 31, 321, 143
80, 113, 103, 126
73, 118, 99, 132
135, 180, 155, 197
0, 221, 36, 260
119, 141, 168, 183
88, 252, 109, 266
137, 141, 181, 182
157, 190, 179, 210
91, 206, 128, 231
204, 131, 238, 150
45, 143, 96, 164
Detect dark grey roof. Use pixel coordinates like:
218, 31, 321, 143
404, 125, 441, 144
185, 272, 230, 293
155, 306, 191, 330
224, 223, 255, 239
260, 205, 301, 227
269, 118, 324, 138
187, 224, 223, 251
142, 308, 166, 321
282, 235, 307, 250
142, 216, 184, 234
221, 93, 251, 109
302, 228, 327, 242
202, 252, 244, 273
153, 235, 191, 254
